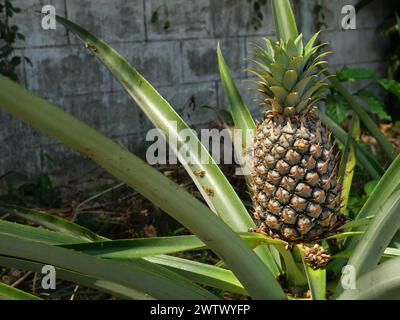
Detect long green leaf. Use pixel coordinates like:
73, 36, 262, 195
0, 76, 285, 299
0, 282, 42, 300
304, 267, 326, 300
0, 217, 205, 258
353, 153, 400, 222
324, 70, 397, 160
55, 16, 255, 235
0, 219, 85, 245
0, 217, 288, 297
0, 256, 154, 300
383, 247, 400, 258
323, 231, 364, 240
336, 216, 373, 230
275, 245, 308, 291
271, 0, 299, 41
240, 232, 288, 247
338, 257, 400, 300
338, 113, 359, 215
0, 203, 105, 241
0, 218, 284, 260
217, 44, 281, 276
64, 232, 286, 259
349, 189, 400, 275
1, 252, 246, 298
62, 235, 205, 258
332, 247, 400, 260
336, 190, 400, 297
145, 255, 247, 296
217, 44, 255, 134
0, 233, 217, 300
316, 110, 384, 179
0, 220, 246, 295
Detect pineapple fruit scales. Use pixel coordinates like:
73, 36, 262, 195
250, 34, 342, 242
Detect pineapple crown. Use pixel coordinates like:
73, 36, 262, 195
247, 33, 331, 116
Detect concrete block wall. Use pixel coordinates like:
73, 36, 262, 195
0, 0, 394, 183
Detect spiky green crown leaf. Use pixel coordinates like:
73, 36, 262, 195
247, 33, 331, 116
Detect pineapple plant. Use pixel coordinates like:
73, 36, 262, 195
249, 36, 343, 243
0, 0, 399, 301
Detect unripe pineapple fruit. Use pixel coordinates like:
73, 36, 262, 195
249, 33, 342, 242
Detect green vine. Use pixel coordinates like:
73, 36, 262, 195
150, 5, 171, 31
0, 0, 30, 82
248, 0, 267, 31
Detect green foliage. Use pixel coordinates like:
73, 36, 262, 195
149, 5, 171, 31
248, 0, 267, 31
378, 78, 400, 99
0, 173, 62, 207
325, 93, 349, 124
0, 0, 30, 81
347, 180, 379, 218
364, 179, 379, 196
336, 66, 379, 82
326, 66, 393, 124
326, 68, 397, 160
377, 10, 400, 79
357, 89, 391, 121
316, 110, 384, 179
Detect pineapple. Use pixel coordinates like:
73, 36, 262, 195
249, 33, 342, 242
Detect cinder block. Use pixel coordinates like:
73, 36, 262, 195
329, 61, 386, 74
66, 0, 145, 44
0, 118, 41, 151
115, 133, 147, 154
158, 82, 218, 126
0, 89, 63, 149
60, 92, 115, 134
111, 41, 182, 89
321, 29, 389, 66
109, 82, 218, 136
211, 0, 274, 37
217, 78, 263, 119
13, 0, 67, 48
24, 45, 113, 97
40, 143, 100, 183
182, 38, 245, 83
107, 91, 153, 136
24, 91, 151, 141
145, 0, 213, 40
0, 89, 95, 167
0, 145, 41, 181
10, 49, 27, 86
0, 88, 68, 150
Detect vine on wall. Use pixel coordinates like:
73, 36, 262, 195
0, 0, 30, 82
248, 0, 267, 31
